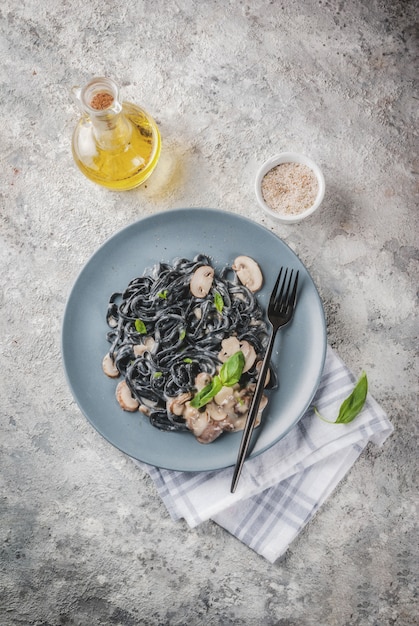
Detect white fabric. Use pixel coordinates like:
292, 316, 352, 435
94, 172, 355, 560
134, 346, 393, 562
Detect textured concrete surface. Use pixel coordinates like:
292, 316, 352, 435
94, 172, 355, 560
1, 0, 418, 624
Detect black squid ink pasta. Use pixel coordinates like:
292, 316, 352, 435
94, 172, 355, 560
103, 254, 274, 442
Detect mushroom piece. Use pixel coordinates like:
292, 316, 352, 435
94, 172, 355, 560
232, 256, 263, 292
231, 385, 255, 415
102, 353, 120, 378
133, 336, 156, 357
218, 336, 241, 362
231, 414, 247, 431
218, 336, 257, 372
194, 372, 212, 391
239, 340, 257, 372
206, 401, 228, 422
116, 381, 139, 412
214, 385, 238, 407
190, 265, 215, 297
166, 392, 192, 416
183, 404, 210, 437
231, 395, 268, 431
256, 360, 271, 387
257, 394, 268, 414
193, 306, 202, 320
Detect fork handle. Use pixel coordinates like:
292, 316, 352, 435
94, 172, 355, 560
230, 326, 277, 493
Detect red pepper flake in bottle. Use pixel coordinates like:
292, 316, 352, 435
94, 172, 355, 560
261, 162, 318, 215
90, 92, 114, 110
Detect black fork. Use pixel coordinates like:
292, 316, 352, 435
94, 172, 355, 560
230, 267, 299, 493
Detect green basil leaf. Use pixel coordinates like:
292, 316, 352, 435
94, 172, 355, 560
135, 319, 146, 334
158, 290, 168, 299
220, 350, 245, 387
190, 351, 245, 409
190, 376, 222, 409
214, 291, 224, 314
335, 371, 368, 424
179, 329, 186, 341
153, 371, 162, 379
183, 358, 193, 364
313, 371, 368, 425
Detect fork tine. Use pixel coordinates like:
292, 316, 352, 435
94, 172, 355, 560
281, 269, 298, 307
273, 267, 289, 311
289, 270, 299, 308
269, 267, 284, 307
277, 267, 288, 303
283, 269, 294, 304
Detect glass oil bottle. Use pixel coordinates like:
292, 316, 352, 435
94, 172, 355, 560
72, 77, 161, 190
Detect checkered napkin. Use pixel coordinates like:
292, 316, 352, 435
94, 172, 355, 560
134, 346, 393, 563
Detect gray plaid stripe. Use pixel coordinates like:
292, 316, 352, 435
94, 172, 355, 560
236, 472, 315, 547
155, 468, 217, 523
297, 419, 318, 452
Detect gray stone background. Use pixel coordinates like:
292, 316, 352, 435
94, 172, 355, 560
1, 0, 418, 624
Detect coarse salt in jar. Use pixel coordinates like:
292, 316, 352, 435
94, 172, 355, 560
255, 153, 325, 223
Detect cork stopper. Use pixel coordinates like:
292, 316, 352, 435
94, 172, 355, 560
90, 92, 114, 110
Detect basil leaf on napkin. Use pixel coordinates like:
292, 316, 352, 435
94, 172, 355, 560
314, 371, 368, 424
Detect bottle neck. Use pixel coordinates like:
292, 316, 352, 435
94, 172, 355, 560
89, 108, 132, 150
75, 77, 132, 150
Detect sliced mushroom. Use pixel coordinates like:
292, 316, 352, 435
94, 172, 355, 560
239, 340, 257, 372
206, 401, 228, 422
231, 415, 247, 431
258, 395, 268, 414
166, 392, 192, 416
190, 265, 215, 297
194, 372, 212, 391
133, 345, 147, 357
214, 385, 238, 407
230, 412, 261, 432
133, 336, 156, 357
102, 353, 120, 378
116, 381, 139, 412
232, 256, 263, 292
218, 336, 256, 372
184, 404, 210, 437
256, 360, 270, 387
234, 393, 251, 415
230, 395, 267, 431
107, 316, 118, 329
218, 336, 241, 362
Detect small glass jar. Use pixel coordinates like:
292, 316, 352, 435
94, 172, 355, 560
72, 77, 161, 190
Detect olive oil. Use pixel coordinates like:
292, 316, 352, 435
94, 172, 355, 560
72, 78, 161, 191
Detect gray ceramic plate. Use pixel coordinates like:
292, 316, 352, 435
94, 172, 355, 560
62, 208, 326, 471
